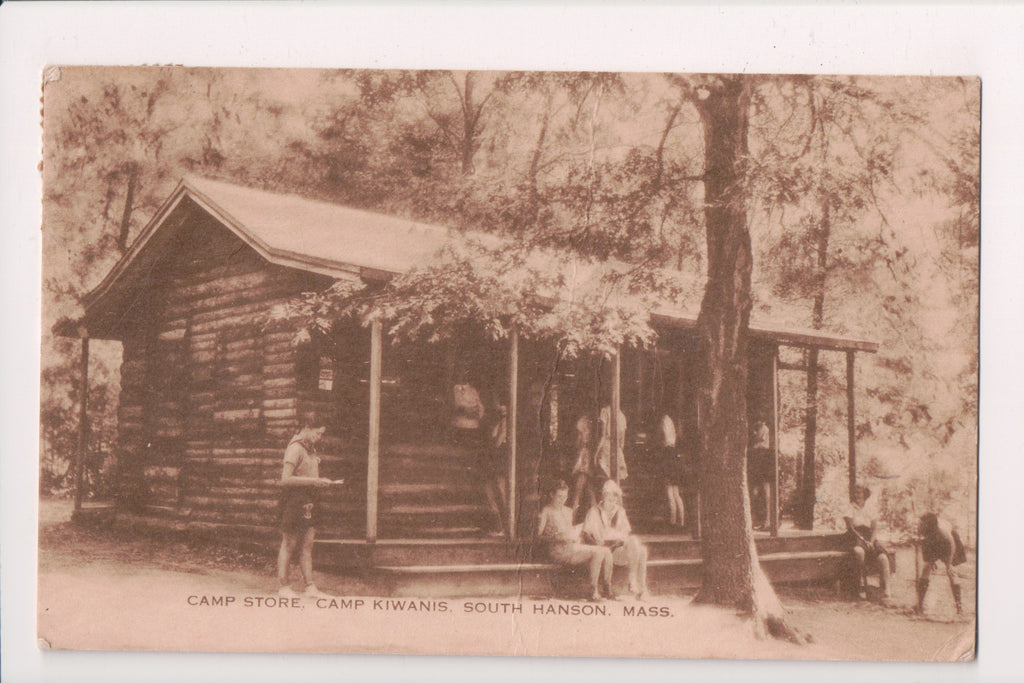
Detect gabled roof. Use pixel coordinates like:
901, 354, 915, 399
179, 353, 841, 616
72, 176, 878, 353
82, 176, 454, 314
182, 176, 454, 277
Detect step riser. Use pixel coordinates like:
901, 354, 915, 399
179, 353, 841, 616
313, 534, 849, 568
378, 564, 703, 599
369, 555, 848, 599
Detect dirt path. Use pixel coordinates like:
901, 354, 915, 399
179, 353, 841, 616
37, 499, 974, 660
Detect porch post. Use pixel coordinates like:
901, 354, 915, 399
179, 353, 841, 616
507, 328, 519, 538
74, 333, 90, 512
693, 388, 702, 540
770, 345, 780, 537
846, 350, 857, 502
366, 320, 382, 542
610, 349, 621, 482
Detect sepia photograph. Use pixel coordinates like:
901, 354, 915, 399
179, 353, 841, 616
34, 65, 979, 662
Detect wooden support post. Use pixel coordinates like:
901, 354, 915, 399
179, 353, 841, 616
74, 334, 90, 512
693, 388, 702, 541
635, 349, 645, 422
770, 345, 781, 537
846, 350, 857, 502
610, 349, 621, 482
507, 329, 519, 539
366, 321, 382, 542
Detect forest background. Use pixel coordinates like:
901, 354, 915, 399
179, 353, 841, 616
39, 67, 979, 539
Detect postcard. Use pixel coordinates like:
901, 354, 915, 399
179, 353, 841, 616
36, 65, 977, 662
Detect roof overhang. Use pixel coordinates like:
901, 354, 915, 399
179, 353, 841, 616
650, 311, 878, 353
61, 177, 880, 354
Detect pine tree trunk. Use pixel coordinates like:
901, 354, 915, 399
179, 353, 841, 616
797, 198, 830, 530
798, 346, 820, 529
461, 72, 477, 176
691, 76, 807, 643
116, 163, 138, 253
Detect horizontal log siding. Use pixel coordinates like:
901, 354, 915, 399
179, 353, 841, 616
114, 210, 365, 536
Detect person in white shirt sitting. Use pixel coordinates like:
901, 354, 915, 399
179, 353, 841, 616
536, 479, 614, 602
843, 484, 892, 604
582, 479, 649, 600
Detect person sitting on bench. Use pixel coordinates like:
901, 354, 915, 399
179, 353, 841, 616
536, 479, 614, 602
843, 484, 892, 604
916, 512, 966, 615
582, 479, 649, 600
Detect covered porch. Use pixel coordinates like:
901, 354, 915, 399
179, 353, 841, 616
293, 312, 877, 590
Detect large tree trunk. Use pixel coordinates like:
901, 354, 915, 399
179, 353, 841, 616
691, 76, 806, 643
797, 197, 831, 530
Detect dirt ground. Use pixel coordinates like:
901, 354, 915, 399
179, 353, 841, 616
37, 498, 975, 661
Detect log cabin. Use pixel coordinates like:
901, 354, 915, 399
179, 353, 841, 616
59, 176, 881, 596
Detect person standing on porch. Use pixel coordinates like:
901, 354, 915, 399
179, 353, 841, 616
569, 413, 597, 518
484, 395, 510, 518
278, 422, 335, 598
452, 376, 505, 534
748, 417, 772, 531
655, 413, 686, 530
594, 405, 628, 481
582, 479, 649, 600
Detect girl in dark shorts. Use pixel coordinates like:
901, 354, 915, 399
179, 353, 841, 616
277, 424, 335, 598
279, 486, 319, 533
655, 414, 686, 529
916, 512, 966, 614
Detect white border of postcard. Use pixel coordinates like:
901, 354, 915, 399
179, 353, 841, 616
3, 3, 1022, 682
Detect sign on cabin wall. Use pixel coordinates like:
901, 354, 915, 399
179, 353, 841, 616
318, 356, 334, 392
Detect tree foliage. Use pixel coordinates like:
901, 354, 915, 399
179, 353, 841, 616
42, 68, 977, 552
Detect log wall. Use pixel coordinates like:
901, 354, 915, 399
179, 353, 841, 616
114, 204, 524, 541
115, 206, 366, 536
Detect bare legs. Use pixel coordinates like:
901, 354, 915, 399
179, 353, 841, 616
605, 537, 649, 598
278, 527, 316, 590
917, 559, 963, 614
751, 481, 771, 529
563, 544, 613, 600
851, 544, 891, 602
482, 476, 506, 533
666, 484, 685, 527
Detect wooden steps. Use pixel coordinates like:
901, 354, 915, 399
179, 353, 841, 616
366, 550, 852, 598
374, 440, 496, 538
311, 532, 860, 598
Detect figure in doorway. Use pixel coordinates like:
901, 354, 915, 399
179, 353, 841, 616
915, 512, 967, 615
748, 417, 772, 530
569, 413, 597, 518
483, 393, 510, 526
452, 375, 505, 535
278, 422, 339, 598
594, 405, 628, 481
